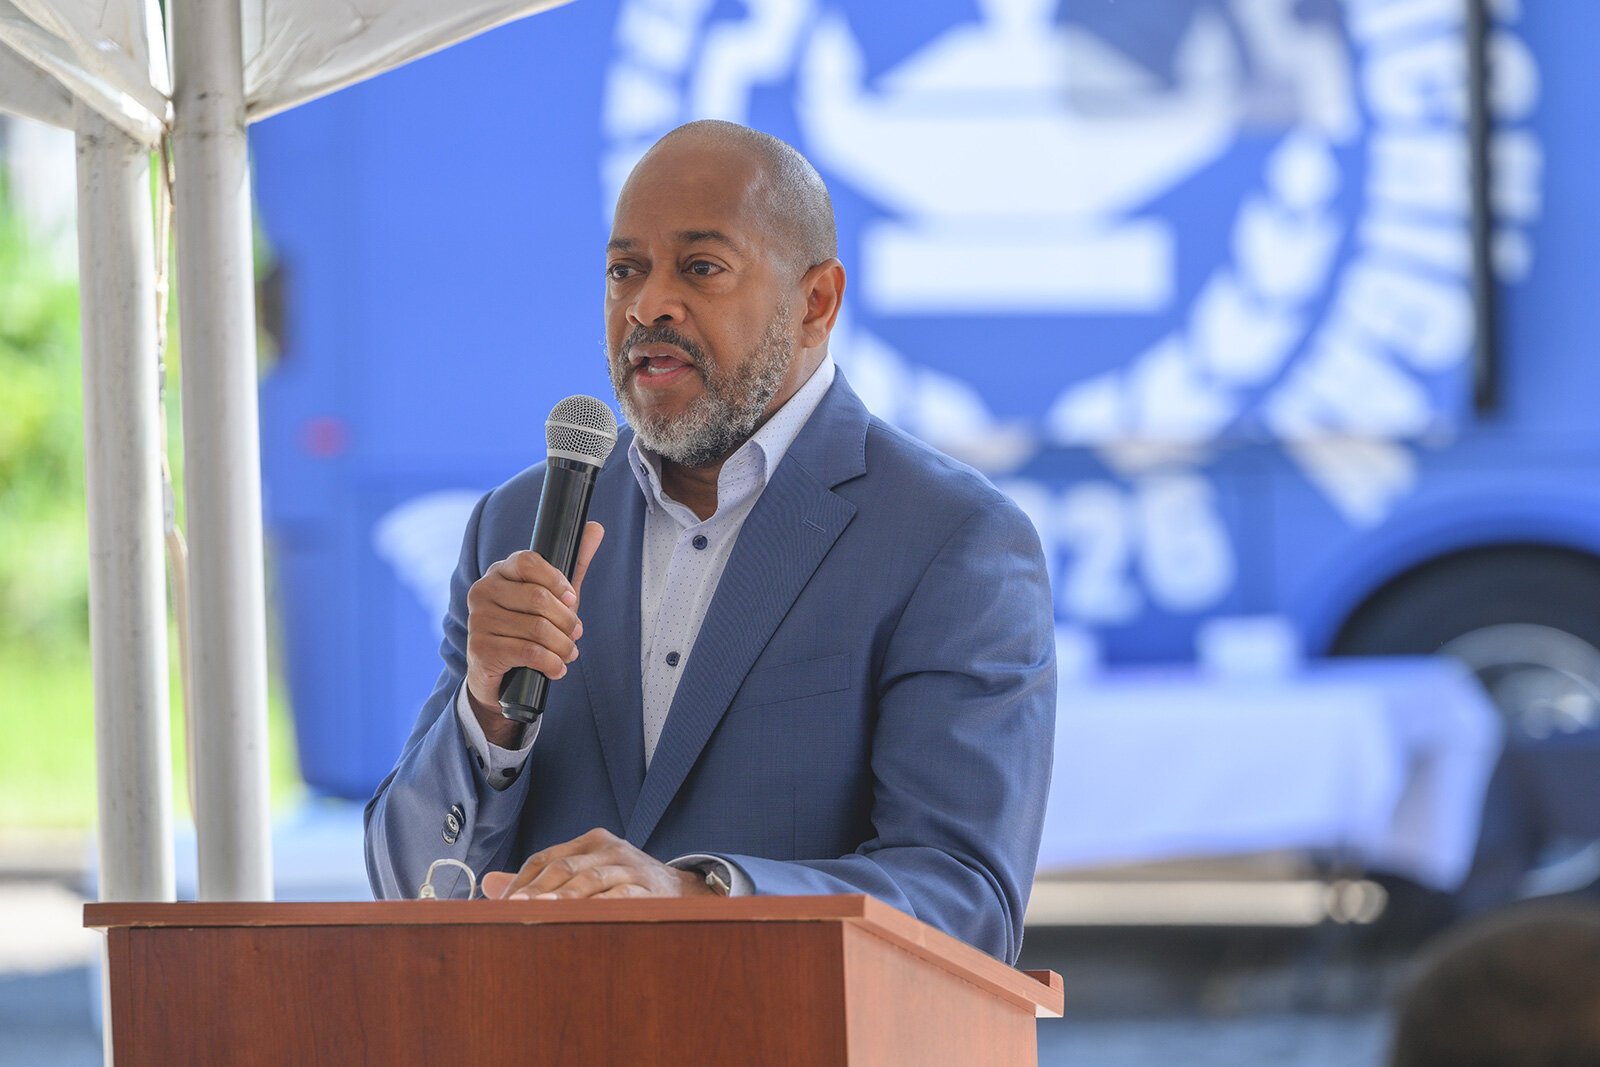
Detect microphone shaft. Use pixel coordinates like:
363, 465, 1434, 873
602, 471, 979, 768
499, 456, 599, 722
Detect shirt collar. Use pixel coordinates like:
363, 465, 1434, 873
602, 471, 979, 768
627, 353, 837, 518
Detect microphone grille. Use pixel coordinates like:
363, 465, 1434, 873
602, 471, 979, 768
546, 395, 619, 466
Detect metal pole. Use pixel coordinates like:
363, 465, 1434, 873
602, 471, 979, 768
1467, 0, 1500, 413
169, 0, 273, 901
78, 95, 173, 1067
75, 110, 175, 908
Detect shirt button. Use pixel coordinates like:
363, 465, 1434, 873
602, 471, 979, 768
692, 534, 708, 550
666, 651, 680, 667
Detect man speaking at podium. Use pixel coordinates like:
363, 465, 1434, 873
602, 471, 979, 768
365, 120, 1056, 964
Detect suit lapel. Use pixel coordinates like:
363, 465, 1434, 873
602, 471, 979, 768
574, 441, 647, 825
625, 376, 869, 846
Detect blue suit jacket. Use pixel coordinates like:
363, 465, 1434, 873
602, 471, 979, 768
365, 375, 1056, 962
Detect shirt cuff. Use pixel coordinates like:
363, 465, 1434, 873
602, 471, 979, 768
667, 854, 754, 896
455, 682, 539, 792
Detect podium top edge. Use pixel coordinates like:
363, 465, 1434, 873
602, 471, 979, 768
85, 894, 882, 928
84, 895, 1063, 1014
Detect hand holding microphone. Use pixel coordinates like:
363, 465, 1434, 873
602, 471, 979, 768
463, 396, 618, 746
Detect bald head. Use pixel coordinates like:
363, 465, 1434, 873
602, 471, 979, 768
634, 120, 837, 275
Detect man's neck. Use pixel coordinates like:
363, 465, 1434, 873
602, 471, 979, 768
660, 458, 724, 521
654, 395, 776, 520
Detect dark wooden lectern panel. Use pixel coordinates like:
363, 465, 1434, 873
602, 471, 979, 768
838, 923, 1034, 1064
90, 896, 1062, 1066
114, 922, 849, 1064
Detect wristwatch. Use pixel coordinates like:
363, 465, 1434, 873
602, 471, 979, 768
703, 867, 732, 897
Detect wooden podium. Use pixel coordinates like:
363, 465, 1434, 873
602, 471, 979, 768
87, 894, 1063, 1065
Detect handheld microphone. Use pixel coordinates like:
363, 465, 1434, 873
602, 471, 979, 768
498, 395, 619, 723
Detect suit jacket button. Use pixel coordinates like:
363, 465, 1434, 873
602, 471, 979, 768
442, 803, 465, 845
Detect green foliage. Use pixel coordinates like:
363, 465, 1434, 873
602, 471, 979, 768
0, 180, 304, 829
0, 635, 306, 828
0, 182, 90, 649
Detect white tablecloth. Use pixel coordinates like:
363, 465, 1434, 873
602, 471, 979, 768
1040, 656, 1503, 891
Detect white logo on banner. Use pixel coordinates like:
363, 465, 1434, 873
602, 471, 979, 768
798, 0, 1239, 315
374, 491, 481, 623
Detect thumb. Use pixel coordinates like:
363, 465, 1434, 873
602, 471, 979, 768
481, 871, 514, 899
569, 521, 605, 598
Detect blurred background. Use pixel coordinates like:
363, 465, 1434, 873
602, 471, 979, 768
3, 0, 1598, 1063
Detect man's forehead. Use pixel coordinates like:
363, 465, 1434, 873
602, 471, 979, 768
606, 229, 746, 254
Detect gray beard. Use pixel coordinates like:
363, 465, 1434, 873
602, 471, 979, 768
611, 306, 793, 469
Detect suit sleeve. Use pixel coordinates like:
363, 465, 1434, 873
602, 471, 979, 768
716, 498, 1057, 963
364, 489, 531, 899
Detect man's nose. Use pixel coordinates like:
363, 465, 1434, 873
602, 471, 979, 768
627, 270, 686, 327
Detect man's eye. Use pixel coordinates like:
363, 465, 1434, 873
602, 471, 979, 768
687, 260, 722, 277
606, 263, 636, 281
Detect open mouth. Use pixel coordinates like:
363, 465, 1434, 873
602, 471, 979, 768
636, 354, 691, 377
625, 343, 699, 385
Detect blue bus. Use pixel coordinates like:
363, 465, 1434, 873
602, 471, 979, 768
253, 0, 1598, 888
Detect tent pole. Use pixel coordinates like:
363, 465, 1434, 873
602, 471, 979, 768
169, 0, 273, 901
76, 111, 175, 908
77, 110, 174, 1067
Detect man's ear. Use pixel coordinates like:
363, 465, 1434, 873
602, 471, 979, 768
798, 258, 846, 349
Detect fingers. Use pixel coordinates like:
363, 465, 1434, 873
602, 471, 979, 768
490, 828, 621, 898
569, 522, 605, 598
525, 863, 634, 900
485, 828, 684, 900
519, 855, 614, 899
478, 579, 580, 635
464, 630, 572, 711
480, 618, 579, 675
480, 552, 580, 612
465, 547, 592, 704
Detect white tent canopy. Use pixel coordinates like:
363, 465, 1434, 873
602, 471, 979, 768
0, 0, 572, 916
1, 0, 571, 140
0, 0, 167, 143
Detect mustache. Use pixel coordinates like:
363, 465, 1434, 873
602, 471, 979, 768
620, 326, 706, 368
